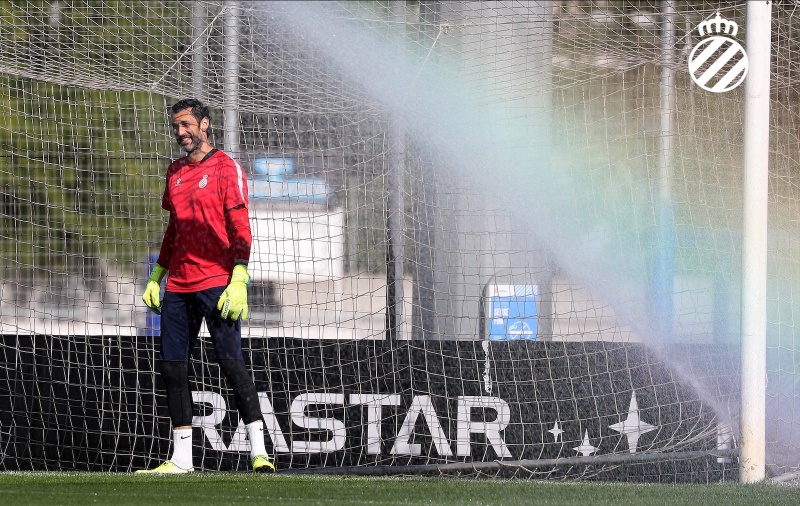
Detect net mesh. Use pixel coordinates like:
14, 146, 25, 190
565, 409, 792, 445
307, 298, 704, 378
0, 1, 797, 481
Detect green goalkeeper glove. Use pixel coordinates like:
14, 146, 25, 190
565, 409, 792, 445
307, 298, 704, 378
217, 264, 250, 321
142, 263, 167, 315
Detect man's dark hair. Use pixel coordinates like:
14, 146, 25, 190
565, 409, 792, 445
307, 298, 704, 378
171, 98, 210, 126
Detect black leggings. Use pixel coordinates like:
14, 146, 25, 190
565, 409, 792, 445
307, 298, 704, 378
160, 359, 263, 427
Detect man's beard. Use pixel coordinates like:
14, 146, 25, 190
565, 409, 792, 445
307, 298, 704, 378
176, 132, 203, 154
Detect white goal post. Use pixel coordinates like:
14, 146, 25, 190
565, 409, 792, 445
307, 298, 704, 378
740, 1, 771, 484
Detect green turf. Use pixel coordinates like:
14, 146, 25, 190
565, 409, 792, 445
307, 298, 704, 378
0, 473, 798, 506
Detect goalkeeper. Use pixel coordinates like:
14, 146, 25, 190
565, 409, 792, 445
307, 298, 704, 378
138, 98, 274, 474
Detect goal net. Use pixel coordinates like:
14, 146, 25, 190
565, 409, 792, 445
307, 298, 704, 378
0, 1, 797, 481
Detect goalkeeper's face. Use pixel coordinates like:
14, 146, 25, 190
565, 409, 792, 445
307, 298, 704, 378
172, 108, 208, 154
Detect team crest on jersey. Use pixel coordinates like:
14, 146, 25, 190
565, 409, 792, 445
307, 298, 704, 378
199, 174, 208, 188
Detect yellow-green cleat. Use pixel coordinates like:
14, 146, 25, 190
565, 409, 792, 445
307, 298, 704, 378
135, 460, 194, 474
252, 455, 275, 473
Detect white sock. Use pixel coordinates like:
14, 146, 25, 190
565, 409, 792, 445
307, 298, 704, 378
170, 428, 193, 470
247, 421, 267, 459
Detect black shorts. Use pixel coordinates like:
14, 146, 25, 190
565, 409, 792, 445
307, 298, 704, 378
160, 286, 243, 361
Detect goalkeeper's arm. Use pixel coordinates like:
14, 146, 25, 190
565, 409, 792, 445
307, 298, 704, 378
142, 263, 167, 314
217, 264, 250, 320
217, 205, 252, 320
142, 214, 175, 314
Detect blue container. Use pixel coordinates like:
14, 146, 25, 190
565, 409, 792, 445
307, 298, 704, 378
250, 156, 330, 203
253, 157, 294, 177
484, 284, 538, 341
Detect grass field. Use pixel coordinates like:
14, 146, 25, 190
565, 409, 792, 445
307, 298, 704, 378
0, 473, 798, 506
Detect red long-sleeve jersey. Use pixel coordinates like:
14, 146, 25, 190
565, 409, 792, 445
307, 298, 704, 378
157, 149, 252, 292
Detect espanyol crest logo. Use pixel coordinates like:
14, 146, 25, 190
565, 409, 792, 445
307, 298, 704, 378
688, 12, 748, 93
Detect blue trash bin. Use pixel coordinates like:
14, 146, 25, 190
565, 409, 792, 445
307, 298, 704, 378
484, 284, 538, 341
